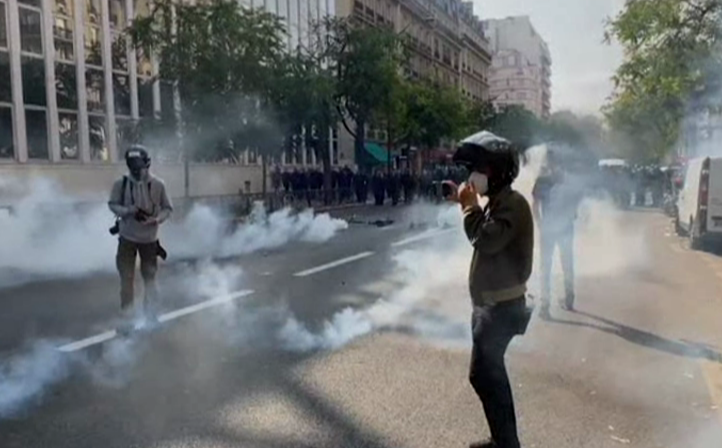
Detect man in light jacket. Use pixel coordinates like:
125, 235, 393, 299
108, 145, 173, 332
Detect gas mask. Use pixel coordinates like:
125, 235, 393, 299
469, 171, 489, 196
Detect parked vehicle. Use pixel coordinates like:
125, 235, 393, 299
675, 156, 722, 249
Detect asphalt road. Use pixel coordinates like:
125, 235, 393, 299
0, 204, 721, 448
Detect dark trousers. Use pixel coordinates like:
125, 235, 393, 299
116, 237, 159, 311
540, 224, 575, 305
469, 298, 525, 448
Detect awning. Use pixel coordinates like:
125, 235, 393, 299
364, 142, 391, 165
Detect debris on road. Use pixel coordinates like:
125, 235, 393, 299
610, 435, 631, 444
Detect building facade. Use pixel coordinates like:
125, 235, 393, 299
488, 49, 544, 117
338, 0, 491, 100
0, 0, 339, 199
482, 16, 551, 118
335, 0, 492, 169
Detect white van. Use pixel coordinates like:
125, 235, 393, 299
676, 156, 722, 248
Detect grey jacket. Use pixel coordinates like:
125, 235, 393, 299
108, 173, 173, 244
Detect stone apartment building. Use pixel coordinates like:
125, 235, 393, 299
335, 0, 493, 169
483, 15, 551, 118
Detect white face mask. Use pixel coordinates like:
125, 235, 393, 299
469, 171, 489, 195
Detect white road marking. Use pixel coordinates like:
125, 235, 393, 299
293, 252, 375, 277
56, 289, 254, 353
391, 228, 456, 247
157, 290, 254, 323
58, 331, 117, 353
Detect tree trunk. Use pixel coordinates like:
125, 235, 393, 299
262, 152, 268, 197
319, 138, 332, 206
355, 118, 366, 174
386, 121, 393, 174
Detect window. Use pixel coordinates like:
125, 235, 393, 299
22, 56, 47, 106
116, 117, 136, 152
0, 51, 10, 103
134, 0, 149, 17
0, 106, 13, 159
19, 7, 43, 55
54, 15, 74, 60
85, 0, 101, 24
113, 74, 130, 116
26, 109, 48, 159
19, 0, 42, 6
0, 1, 7, 49
111, 33, 127, 71
137, 48, 151, 77
138, 77, 153, 117
108, 0, 126, 30
59, 112, 79, 159
84, 24, 102, 66
55, 62, 77, 109
88, 114, 107, 160
86, 68, 104, 112
53, 0, 75, 61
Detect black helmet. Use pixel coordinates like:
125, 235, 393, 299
125, 144, 151, 175
453, 131, 520, 192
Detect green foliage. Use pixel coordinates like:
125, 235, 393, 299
604, 0, 722, 162
400, 80, 468, 149
128, 0, 287, 162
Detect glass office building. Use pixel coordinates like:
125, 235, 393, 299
0, 0, 335, 165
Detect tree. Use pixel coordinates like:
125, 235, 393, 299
127, 0, 287, 164
401, 80, 467, 150
328, 19, 406, 170
604, 0, 722, 162
270, 19, 342, 200
466, 103, 542, 150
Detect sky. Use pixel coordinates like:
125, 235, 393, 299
475, 0, 626, 116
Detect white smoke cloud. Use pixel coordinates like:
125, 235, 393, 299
0, 178, 348, 286
277, 144, 650, 351
0, 259, 249, 418
0, 342, 71, 418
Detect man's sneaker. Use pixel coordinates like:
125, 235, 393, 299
141, 311, 161, 332
561, 294, 575, 312
116, 312, 137, 337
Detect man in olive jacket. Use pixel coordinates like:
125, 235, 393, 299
446, 131, 534, 448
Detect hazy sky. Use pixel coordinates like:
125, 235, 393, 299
475, 0, 626, 115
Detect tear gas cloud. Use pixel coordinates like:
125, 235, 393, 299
0, 144, 652, 419
0, 178, 347, 286
0, 259, 251, 418
278, 144, 650, 351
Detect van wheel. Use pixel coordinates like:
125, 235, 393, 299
689, 219, 702, 250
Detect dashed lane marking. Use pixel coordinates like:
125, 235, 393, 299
57, 289, 254, 353
292, 252, 375, 277
391, 228, 456, 248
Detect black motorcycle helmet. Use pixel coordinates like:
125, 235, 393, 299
452, 131, 520, 194
125, 145, 151, 178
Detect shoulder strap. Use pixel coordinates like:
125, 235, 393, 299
121, 176, 128, 206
